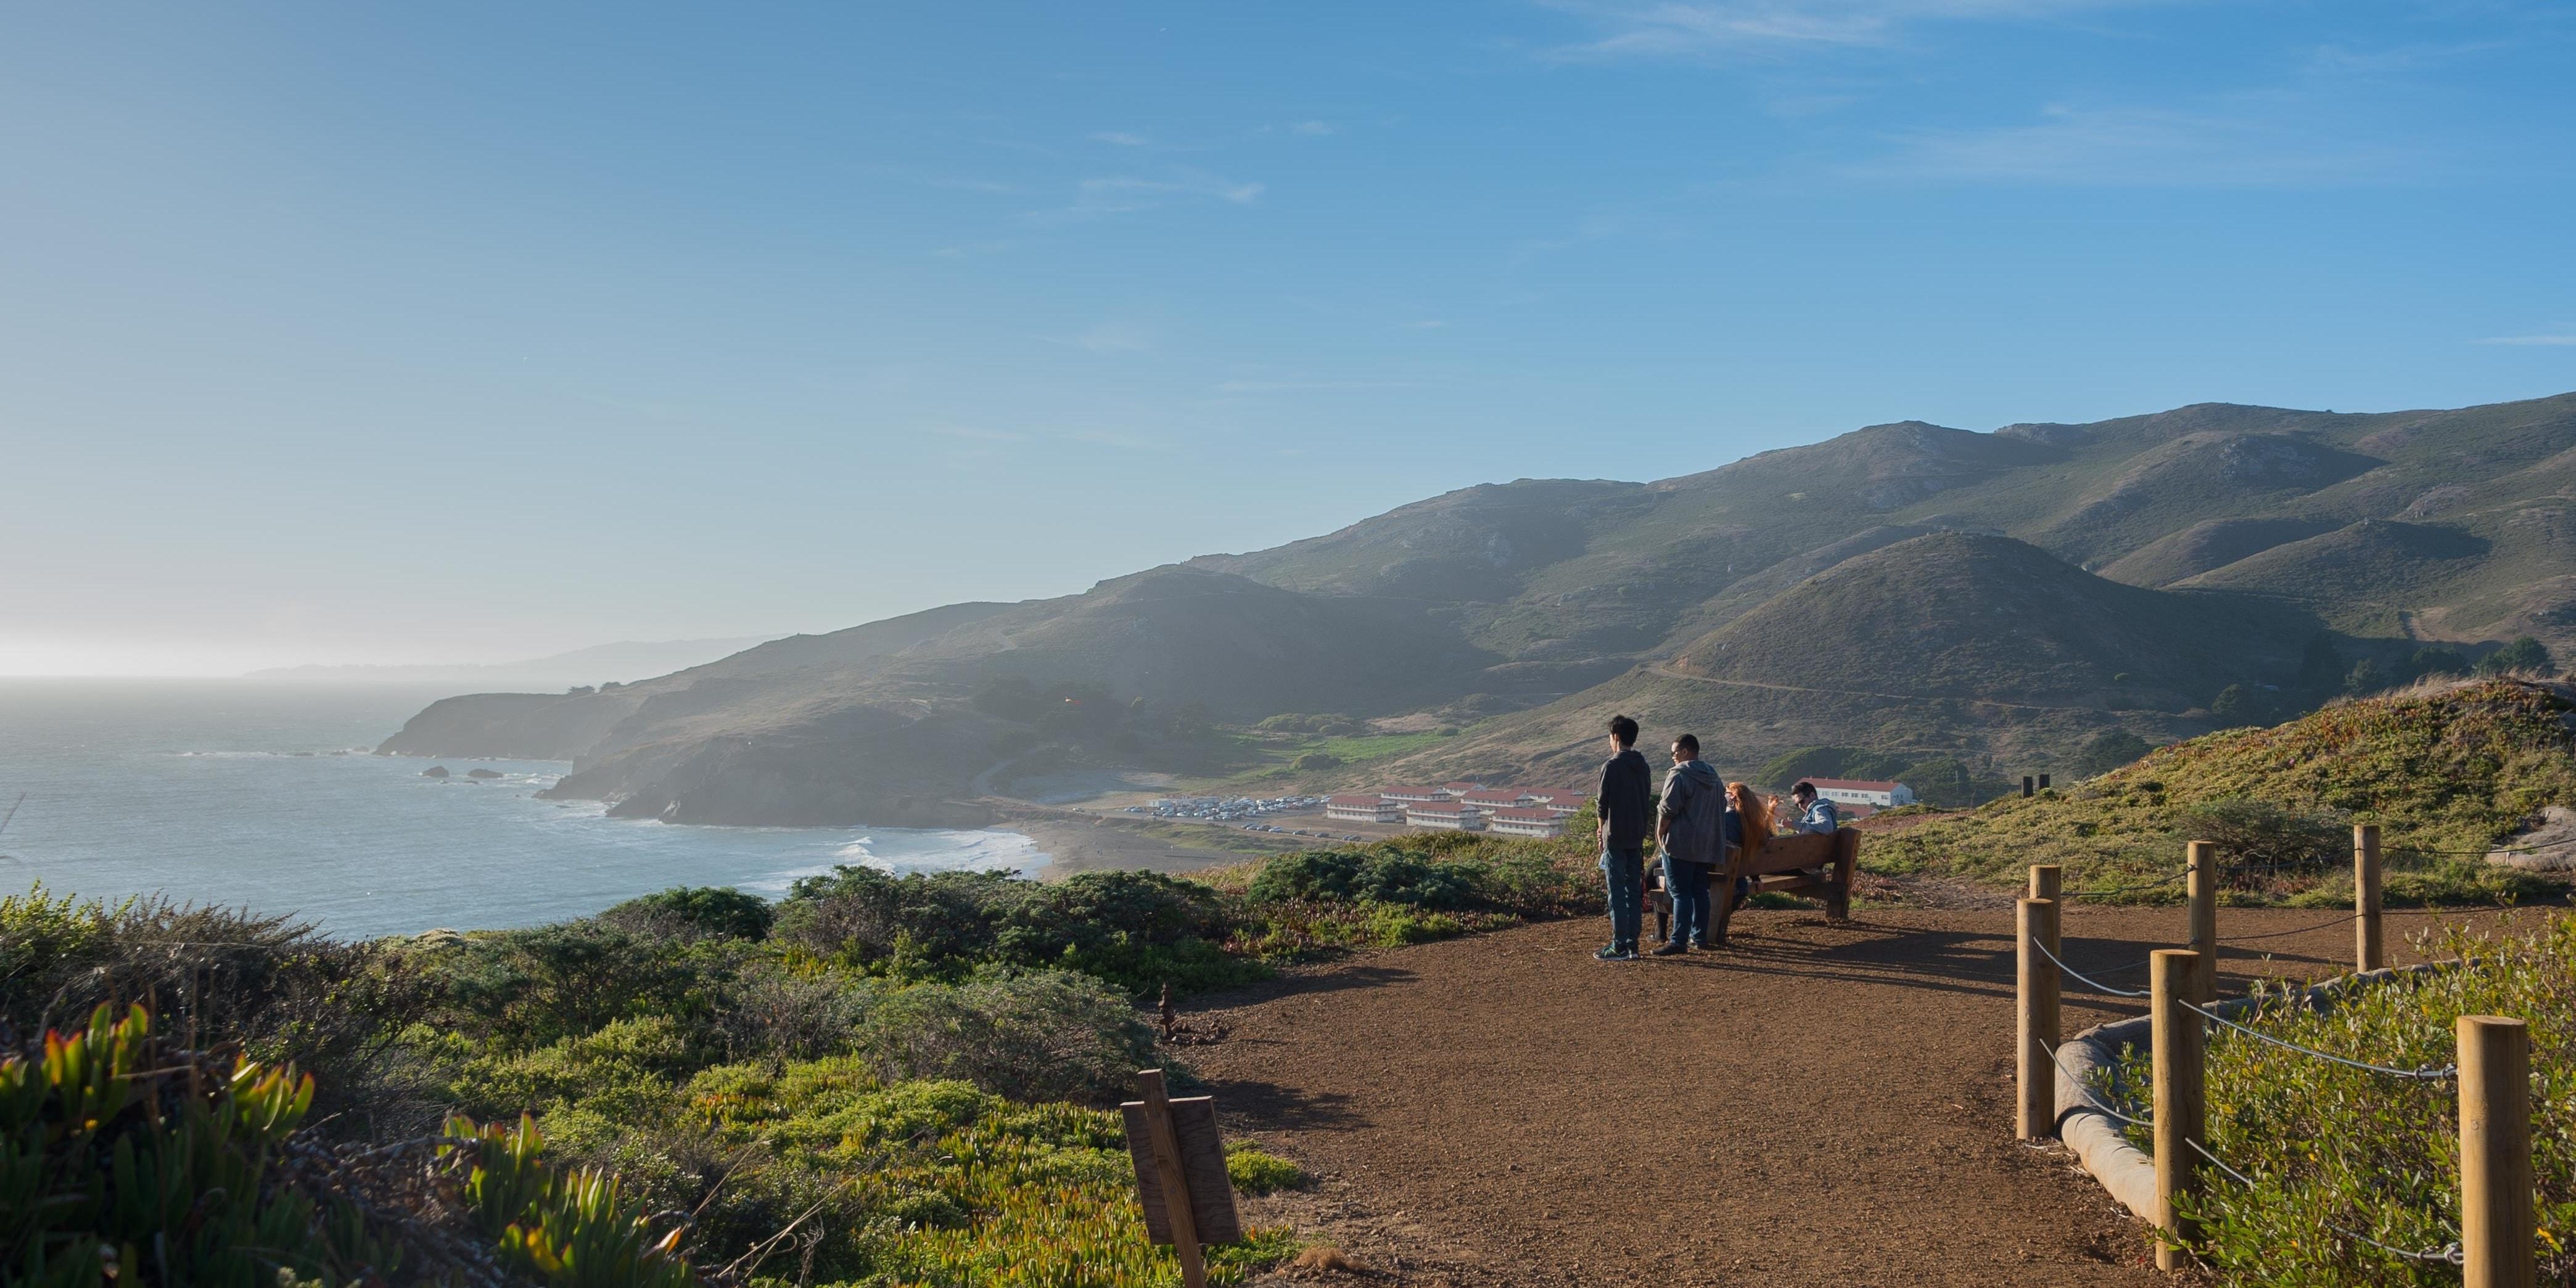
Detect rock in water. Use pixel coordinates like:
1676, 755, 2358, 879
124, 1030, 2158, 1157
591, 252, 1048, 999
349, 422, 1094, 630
421, 766, 450, 779
466, 768, 504, 779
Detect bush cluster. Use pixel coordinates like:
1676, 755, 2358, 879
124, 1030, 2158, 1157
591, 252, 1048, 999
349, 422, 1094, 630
2109, 913, 2575, 1285
1, 818, 1604, 1286
1866, 680, 2576, 904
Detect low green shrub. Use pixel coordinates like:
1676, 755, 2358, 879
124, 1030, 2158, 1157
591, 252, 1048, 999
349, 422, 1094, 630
1225, 1145, 1307, 1194
856, 970, 1157, 1105
2113, 913, 2575, 1284
603, 885, 775, 940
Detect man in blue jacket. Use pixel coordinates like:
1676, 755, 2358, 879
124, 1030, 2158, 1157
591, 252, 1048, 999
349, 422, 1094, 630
1652, 734, 1726, 954
1593, 715, 1653, 961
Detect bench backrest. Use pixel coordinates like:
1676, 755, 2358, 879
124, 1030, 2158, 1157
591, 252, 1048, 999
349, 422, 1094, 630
1734, 828, 1858, 877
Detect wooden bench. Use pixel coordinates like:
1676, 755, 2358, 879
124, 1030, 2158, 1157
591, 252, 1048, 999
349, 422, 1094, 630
1650, 828, 1860, 946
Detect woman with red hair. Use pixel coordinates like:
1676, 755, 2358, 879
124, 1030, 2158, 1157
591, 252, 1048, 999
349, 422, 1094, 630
1724, 781, 1773, 911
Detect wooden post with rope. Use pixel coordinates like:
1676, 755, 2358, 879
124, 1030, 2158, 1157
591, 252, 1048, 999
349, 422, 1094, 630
2185, 841, 2218, 1006
2028, 863, 2062, 962
2151, 949, 2205, 1272
2354, 824, 2385, 972
2016, 895, 2060, 1141
2458, 1015, 2533, 1288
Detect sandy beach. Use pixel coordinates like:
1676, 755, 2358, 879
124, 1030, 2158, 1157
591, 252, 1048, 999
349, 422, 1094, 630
1003, 808, 1322, 879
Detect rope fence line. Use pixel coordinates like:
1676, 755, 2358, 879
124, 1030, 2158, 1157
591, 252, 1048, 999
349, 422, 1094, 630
2216, 912, 2363, 945
2029, 935, 2151, 998
2046, 1038, 2151, 1129
2179, 997, 2458, 1081
2181, 1139, 2465, 1267
2021, 836, 2540, 1277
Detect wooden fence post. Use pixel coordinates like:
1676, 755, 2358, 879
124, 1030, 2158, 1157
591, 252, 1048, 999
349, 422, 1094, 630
2029, 863, 2062, 904
1137, 1069, 1210, 1288
2354, 824, 2384, 972
2186, 841, 2218, 1005
2017, 896, 2060, 1141
2152, 949, 2205, 1272
2458, 1015, 2534, 1288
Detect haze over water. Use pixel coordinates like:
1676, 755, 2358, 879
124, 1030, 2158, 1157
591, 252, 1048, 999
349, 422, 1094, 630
0, 680, 1042, 939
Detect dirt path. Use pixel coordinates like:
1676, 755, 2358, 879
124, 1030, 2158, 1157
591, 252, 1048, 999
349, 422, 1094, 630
1187, 903, 2529, 1286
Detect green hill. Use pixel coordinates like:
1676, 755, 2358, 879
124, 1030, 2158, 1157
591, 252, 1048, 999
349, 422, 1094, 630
381, 392, 2576, 828
1669, 532, 2315, 708
1864, 678, 2576, 904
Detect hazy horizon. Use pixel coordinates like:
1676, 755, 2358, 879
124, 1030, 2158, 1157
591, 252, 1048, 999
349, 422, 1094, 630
6, 2, 2572, 676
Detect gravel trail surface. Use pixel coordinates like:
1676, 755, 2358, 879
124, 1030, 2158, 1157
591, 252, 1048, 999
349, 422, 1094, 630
1192, 903, 2523, 1286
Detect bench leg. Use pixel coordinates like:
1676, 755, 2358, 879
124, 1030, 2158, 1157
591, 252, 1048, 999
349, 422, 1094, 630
1826, 831, 1858, 922
1707, 854, 1743, 946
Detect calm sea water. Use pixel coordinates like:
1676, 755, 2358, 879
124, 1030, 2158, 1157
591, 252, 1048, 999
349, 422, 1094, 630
0, 679, 1042, 939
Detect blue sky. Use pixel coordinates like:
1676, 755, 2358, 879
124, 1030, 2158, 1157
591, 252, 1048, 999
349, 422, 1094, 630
3, 1, 2572, 673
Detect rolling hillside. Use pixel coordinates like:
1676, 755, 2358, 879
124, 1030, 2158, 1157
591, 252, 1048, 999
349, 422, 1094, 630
381, 392, 2576, 827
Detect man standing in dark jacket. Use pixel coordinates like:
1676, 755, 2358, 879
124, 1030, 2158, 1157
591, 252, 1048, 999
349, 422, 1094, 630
1594, 714, 1653, 961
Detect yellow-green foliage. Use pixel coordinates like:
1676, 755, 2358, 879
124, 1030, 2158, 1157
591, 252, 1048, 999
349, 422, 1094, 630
670, 1060, 1296, 1286
1867, 680, 2576, 902
453, 1115, 697, 1288
0, 1003, 346, 1287
2116, 913, 2575, 1285
1223, 1146, 1305, 1194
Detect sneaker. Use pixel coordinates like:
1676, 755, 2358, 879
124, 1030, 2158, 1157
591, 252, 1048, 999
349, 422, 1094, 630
1649, 942, 1689, 956
1595, 945, 1638, 961
1690, 940, 1714, 951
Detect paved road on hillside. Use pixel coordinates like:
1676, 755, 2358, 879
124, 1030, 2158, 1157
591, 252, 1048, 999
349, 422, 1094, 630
1644, 662, 2113, 716
1188, 903, 2523, 1286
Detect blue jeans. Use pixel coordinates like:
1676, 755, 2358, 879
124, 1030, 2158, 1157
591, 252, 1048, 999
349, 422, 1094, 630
1600, 845, 1645, 951
1663, 856, 1714, 946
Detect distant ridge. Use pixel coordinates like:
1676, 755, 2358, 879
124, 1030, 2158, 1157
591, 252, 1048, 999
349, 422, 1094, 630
250, 636, 774, 687
374, 391, 2576, 828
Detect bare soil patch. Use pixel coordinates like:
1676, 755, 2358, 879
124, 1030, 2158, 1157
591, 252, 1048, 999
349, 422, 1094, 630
1187, 903, 2526, 1286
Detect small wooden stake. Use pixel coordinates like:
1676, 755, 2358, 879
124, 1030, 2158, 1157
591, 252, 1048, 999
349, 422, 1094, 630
2185, 841, 2218, 1006
2016, 896, 2060, 1141
2151, 949, 2205, 1271
1137, 1069, 1209, 1288
2353, 824, 2384, 972
2458, 1015, 2533, 1288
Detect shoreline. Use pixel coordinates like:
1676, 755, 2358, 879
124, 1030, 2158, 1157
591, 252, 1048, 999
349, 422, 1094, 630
1003, 810, 1319, 880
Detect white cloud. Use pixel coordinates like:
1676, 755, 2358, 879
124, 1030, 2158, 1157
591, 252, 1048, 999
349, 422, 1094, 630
1289, 120, 1338, 136
2478, 334, 2576, 347
1540, 0, 2160, 60
1848, 99, 2429, 186
1214, 378, 1425, 394
1046, 322, 1159, 355
1088, 131, 1154, 147
1032, 172, 1267, 221
932, 425, 1031, 443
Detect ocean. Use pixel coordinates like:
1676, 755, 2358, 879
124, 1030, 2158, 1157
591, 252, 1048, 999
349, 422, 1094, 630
0, 679, 1043, 939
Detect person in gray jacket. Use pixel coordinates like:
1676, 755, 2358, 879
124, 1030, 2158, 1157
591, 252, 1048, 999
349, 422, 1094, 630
1652, 734, 1727, 954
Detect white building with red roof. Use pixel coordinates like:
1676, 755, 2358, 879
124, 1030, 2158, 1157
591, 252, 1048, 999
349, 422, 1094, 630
1404, 800, 1486, 832
1518, 787, 1589, 814
1459, 788, 1527, 810
1486, 807, 1567, 839
1325, 794, 1404, 824
1795, 777, 1916, 809
1438, 781, 1484, 797
1380, 785, 1444, 804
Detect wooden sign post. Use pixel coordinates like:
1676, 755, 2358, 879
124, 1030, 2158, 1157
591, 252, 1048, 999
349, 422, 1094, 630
1122, 1069, 1243, 1288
